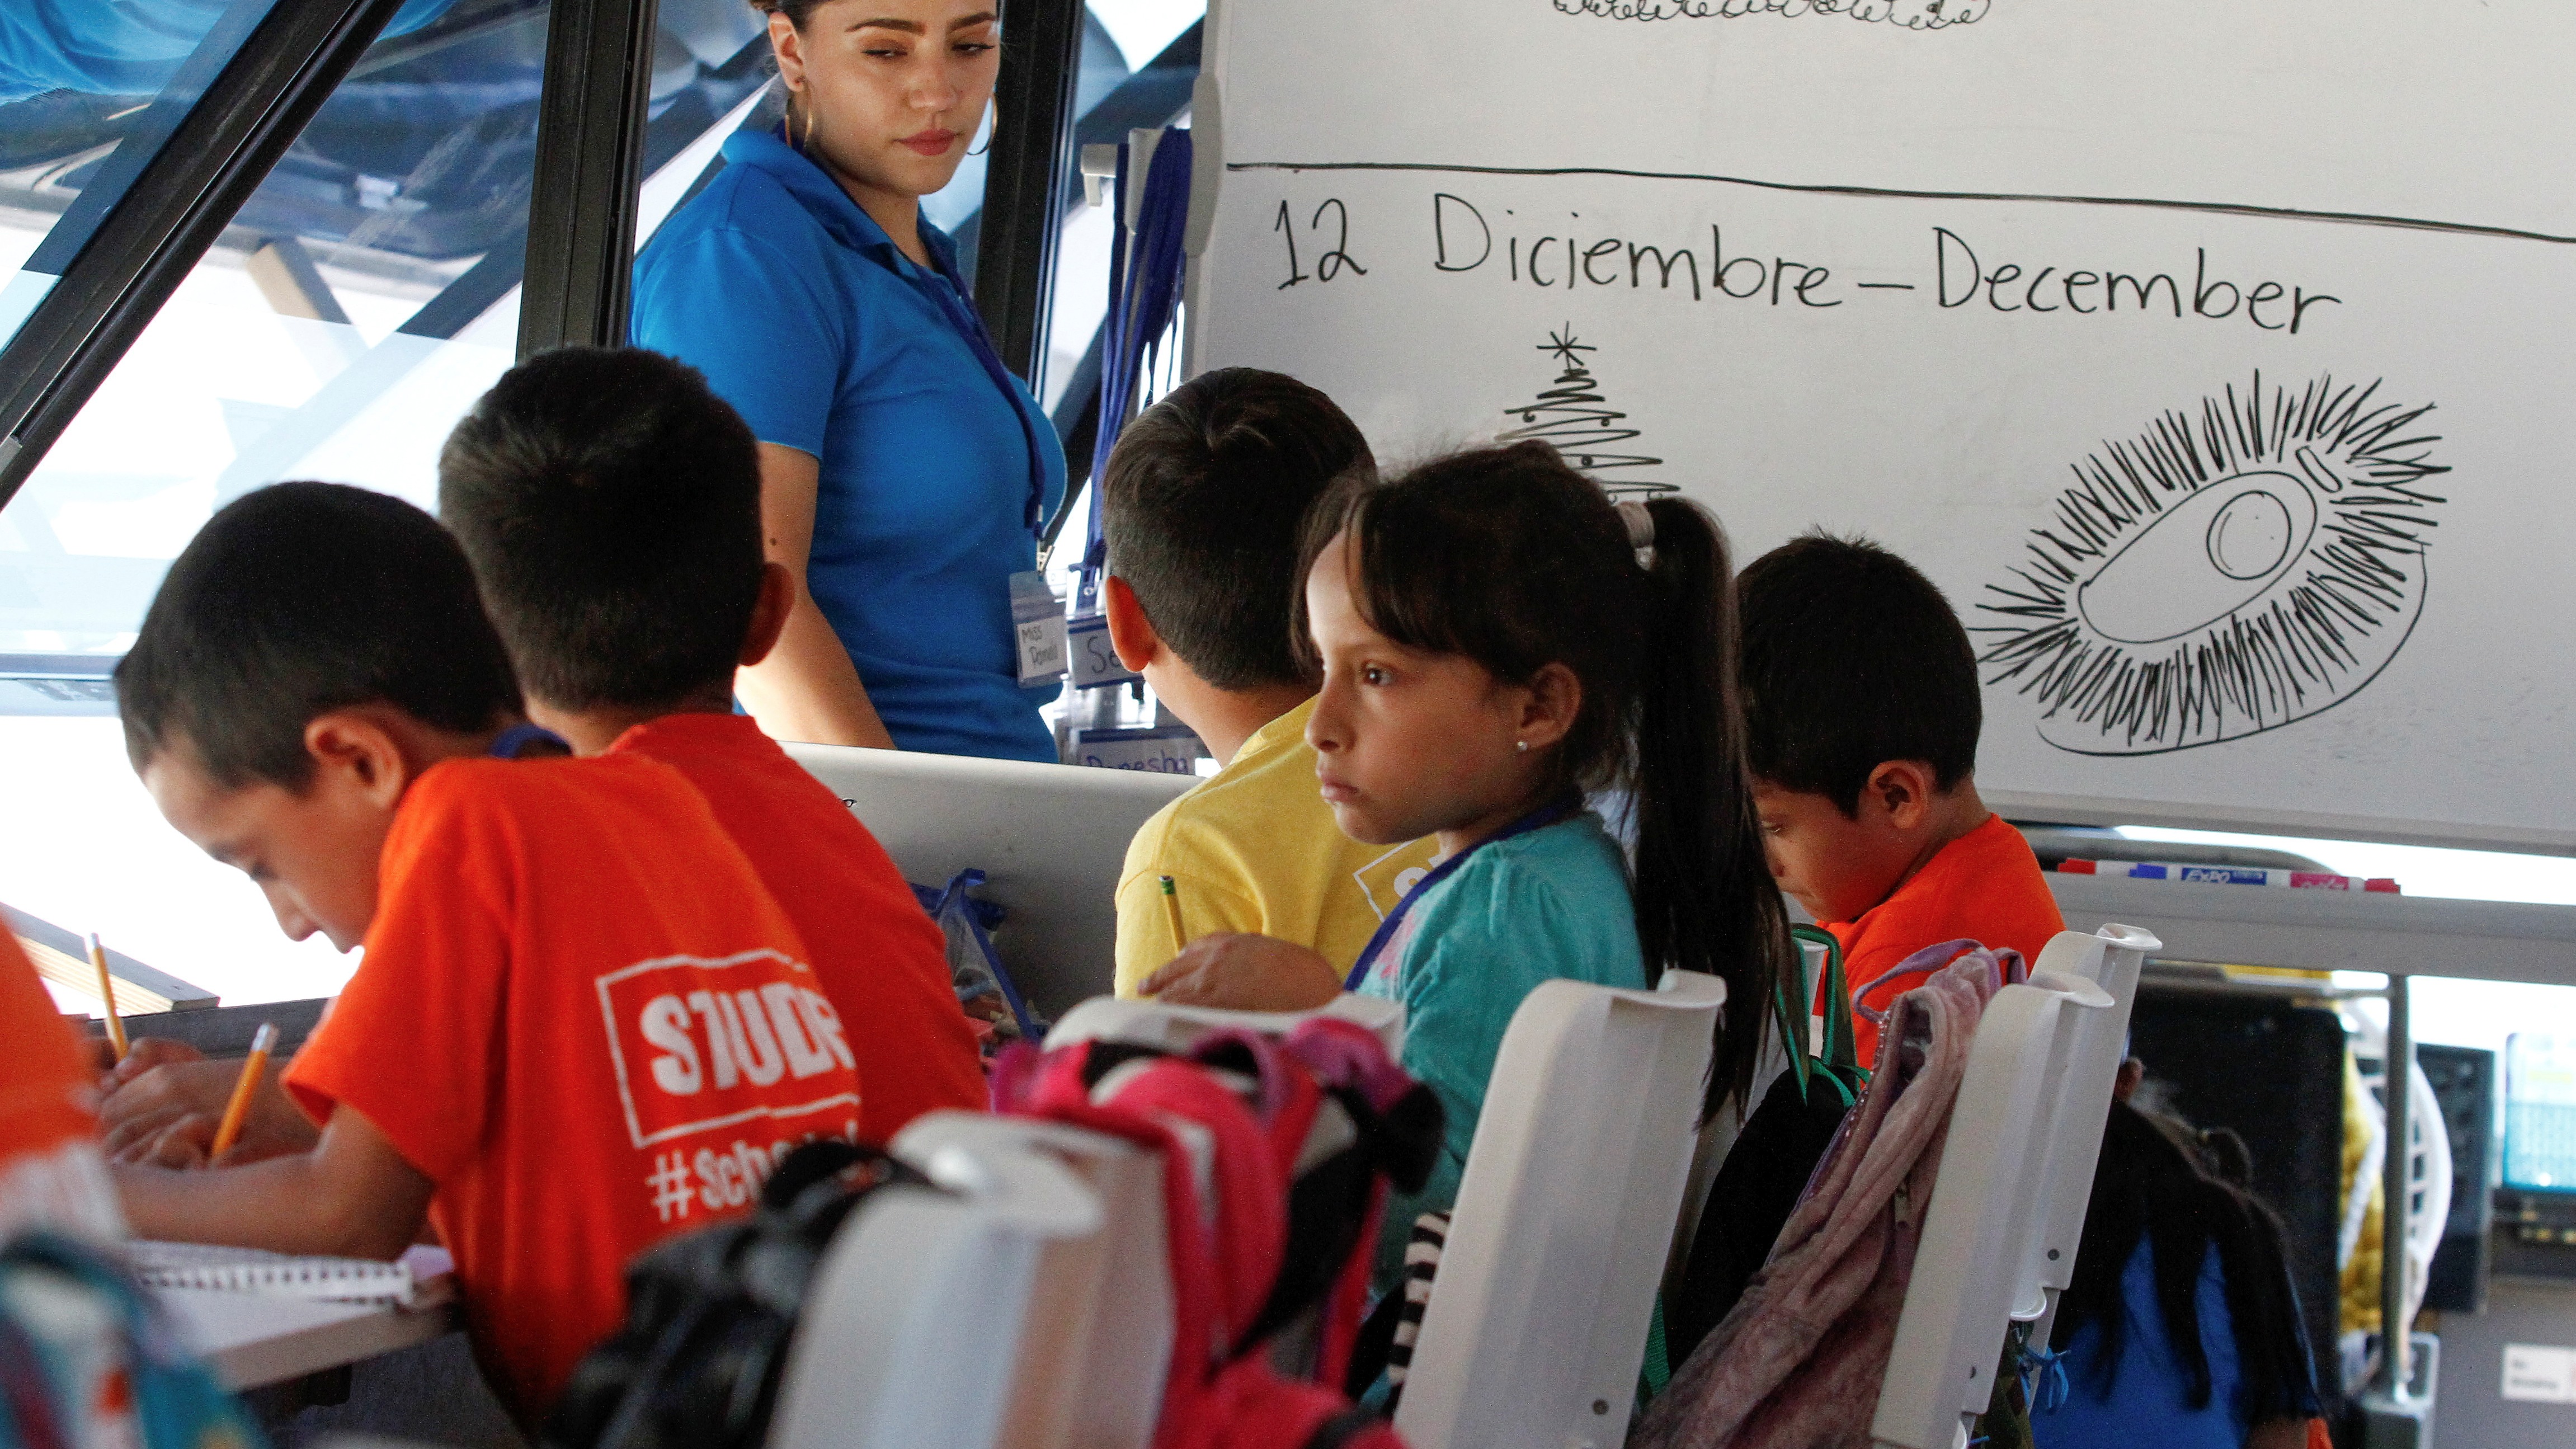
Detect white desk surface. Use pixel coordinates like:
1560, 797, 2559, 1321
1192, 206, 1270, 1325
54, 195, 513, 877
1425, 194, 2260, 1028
158, 1286, 457, 1390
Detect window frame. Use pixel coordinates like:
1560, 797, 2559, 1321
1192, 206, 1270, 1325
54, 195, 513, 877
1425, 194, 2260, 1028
974, 0, 1087, 392
516, 0, 663, 352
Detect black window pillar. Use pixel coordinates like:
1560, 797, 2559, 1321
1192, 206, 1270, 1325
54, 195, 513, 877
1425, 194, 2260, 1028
519, 0, 665, 356
974, 0, 1085, 390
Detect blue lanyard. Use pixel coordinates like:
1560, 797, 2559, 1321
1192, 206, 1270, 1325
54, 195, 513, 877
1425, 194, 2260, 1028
1343, 797, 1581, 991
487, 722, 566, 759
913, 256, 1051, 537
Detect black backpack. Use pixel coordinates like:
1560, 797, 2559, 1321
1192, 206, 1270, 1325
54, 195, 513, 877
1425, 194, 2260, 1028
544, 1141, 927, 1449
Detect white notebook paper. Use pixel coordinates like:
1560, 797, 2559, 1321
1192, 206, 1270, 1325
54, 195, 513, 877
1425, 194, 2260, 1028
130, 1241, 454, 1309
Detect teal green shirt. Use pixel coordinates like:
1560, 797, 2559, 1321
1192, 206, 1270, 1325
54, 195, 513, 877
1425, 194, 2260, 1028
1354, 812, 1647, 1284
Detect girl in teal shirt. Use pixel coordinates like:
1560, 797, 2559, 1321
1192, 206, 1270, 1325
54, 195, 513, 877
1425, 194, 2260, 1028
1221, 441, 1792, 1280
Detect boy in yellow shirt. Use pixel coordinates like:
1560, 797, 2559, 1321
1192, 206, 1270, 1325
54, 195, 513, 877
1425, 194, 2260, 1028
1100, 369, 1436, 1000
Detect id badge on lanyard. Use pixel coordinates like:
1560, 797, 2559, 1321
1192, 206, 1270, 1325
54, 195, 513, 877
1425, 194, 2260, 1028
1010, 570, 1067, 686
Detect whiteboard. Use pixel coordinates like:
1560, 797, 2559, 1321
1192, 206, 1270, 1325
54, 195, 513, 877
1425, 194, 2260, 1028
1185, 0, 2576, 854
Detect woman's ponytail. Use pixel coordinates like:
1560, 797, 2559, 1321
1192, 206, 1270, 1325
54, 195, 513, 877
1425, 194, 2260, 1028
1632, 498, 1793, 1118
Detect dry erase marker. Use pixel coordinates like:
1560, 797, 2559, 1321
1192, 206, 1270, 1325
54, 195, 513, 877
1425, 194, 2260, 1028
2058, 859, 2399, 893
87, 934, 128, 1061
1159, 874, 1188, 947
209, 1023, 279, 1162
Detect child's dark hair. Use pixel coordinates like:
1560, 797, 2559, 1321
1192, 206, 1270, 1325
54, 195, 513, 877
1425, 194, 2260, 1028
1103, 367, 1373, 691
439, 346, 763, 711
1735, 532, 1980, 815
2054, 1090, 2318, 1422
1296, 441, 1791, 1114
116, 482, 521, 789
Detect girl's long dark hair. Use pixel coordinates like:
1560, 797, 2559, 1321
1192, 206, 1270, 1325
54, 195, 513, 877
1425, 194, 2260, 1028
2054, 1094, 2316, 1422
1292, 441, 1792, 1117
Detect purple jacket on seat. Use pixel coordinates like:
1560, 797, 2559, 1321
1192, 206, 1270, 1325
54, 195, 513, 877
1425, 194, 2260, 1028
1634, 940, 2023, 1449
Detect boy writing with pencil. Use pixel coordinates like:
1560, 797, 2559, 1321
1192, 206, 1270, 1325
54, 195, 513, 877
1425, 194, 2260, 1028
95, 349, 984, 1163
109, 482, 865, 1423
1089, 368, 1436, 1003
1736, 533, 2064, 1064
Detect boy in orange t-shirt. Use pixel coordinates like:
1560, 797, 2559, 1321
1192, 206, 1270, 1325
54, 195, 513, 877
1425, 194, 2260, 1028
437, 346, 983, 1138
107, 483, 863, 1423
1738, 533, 2064, 1065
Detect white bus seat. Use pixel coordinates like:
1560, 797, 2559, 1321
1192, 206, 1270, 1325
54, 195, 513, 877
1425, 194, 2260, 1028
785, 743, 1195, 1015
1048, 991, 1407, 1057
1868, 923, 2155, 1449
1395, 970, 1727, 1449
766, 1112, 1109, 1449
2017, 925, 2158, 1346
896, 1112, 1171, 1449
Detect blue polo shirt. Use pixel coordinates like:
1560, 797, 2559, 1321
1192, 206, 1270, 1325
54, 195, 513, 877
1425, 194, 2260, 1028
633, 129, 1066, 763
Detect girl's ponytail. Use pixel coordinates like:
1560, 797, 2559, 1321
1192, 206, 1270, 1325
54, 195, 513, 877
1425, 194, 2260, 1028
1632, 499, 1795, 1118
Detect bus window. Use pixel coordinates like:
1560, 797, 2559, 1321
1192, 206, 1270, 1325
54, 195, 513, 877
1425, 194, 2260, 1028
0, 0, 773, 1007
0, 2, 474, 355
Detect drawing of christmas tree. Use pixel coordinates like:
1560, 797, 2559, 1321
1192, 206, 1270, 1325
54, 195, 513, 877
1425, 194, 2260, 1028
1496, 326, 1676, 498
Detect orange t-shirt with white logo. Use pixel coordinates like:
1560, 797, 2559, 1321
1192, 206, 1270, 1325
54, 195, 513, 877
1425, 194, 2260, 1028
285, 755, 863, 1422
0, 930, 119, 1240
606, 713, 982, 1139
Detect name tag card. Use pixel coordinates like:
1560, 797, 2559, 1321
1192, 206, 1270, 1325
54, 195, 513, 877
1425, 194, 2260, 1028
1067, 613, 1142, 690
1070, 725, 1207, 775
1010, 572, 1067, 686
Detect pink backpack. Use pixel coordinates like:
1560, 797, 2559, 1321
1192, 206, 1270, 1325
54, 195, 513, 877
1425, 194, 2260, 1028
1633, 941, 2022, 1449
991, 1019, 1439, 1449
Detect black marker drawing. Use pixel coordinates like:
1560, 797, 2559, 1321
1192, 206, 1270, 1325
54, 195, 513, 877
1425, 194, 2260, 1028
1555, 0, 1990, 29
1273, 197, 1366, 289
1977, 374, 2448, 756
1497, 327, 1678, 498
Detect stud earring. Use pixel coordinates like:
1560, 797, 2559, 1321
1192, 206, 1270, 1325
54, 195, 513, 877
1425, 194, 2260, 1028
1515, 740, 1529, 753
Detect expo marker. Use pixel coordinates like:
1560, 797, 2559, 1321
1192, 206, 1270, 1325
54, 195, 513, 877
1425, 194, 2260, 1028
2050, 850, 2390, 887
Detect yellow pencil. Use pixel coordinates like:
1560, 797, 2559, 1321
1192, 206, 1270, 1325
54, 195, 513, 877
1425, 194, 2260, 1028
1159, 874, 1188, 949
87, 934, 128, 1062
209, 1023, 279, 1162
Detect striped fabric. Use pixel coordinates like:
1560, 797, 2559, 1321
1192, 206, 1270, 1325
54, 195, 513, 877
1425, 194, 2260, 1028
1381, 1210, 1452, 1410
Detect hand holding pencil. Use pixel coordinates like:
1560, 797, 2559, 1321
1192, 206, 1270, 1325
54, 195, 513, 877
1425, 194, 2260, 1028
209, 1024, 280, 1164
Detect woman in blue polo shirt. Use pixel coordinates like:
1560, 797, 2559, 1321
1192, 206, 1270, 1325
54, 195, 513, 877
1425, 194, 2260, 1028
633, 0, 1063, 761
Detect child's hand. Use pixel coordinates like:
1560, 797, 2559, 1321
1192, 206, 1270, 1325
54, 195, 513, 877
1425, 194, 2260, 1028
100, 1053, 319, 1166
106, 1111, 214, 1170
1142, 934, 1343, 1012
101, 1035, 204, 1090
111, 1101, 433, 1260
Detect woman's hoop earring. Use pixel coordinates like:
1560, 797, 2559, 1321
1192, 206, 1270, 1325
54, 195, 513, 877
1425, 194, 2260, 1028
798, 94, 818, 154
967, 105, 995, 157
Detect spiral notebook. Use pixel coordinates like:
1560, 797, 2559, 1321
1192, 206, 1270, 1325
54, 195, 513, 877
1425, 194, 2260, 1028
130, 1241, 454, 1309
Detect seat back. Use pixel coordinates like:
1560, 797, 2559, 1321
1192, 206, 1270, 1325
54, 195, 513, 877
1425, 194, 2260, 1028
1868, 924, 2155, 1449
1048, 991, 1407, 1057
767, 1113, 1122, 1449
1395, 971, 1726, 1449
903, 1113, 1174, 1449
2019, 924, 2158, 1343
785, 743, 1194, 1014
